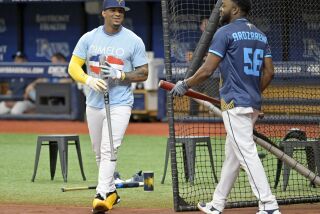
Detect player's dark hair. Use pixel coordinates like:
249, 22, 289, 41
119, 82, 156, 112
231, 0, 252, 15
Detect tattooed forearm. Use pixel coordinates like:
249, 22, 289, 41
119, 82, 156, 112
124, 64, 148, 82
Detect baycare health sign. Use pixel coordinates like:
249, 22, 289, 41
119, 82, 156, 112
23, 2, 84, 62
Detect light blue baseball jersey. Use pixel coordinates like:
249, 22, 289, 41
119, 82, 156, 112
209, 18, 272, 110
73, 26, 148, 109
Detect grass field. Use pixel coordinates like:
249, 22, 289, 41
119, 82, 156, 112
1, 131, 320, 213
0, 134, 174, 208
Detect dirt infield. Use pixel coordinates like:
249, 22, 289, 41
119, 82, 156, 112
0, 120, 168, 136
0, 120, 319, 213
1, 203, 320, 214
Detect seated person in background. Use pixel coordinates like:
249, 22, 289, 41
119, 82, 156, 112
188, 17, 220, 116
23, 52, 73, 105
0, 51, 35, 115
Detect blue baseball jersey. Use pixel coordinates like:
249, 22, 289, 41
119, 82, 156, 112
73, 26, 147, 109
209, 18, 272, 110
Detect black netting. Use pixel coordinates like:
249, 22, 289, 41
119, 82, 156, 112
161, 0, 320, 211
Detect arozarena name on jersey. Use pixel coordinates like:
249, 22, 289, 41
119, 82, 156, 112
232, 31, 267, 44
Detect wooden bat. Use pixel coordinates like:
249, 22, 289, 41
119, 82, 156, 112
158, 80, 320, 186
158, 80, 220, 106
61, 182, 144, 192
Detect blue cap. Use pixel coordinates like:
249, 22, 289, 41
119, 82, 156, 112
103, 0, 130, 12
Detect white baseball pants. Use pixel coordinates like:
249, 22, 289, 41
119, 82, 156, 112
0, 100, 35, 115
86, 105, 131, 198
211, 107, 279, 211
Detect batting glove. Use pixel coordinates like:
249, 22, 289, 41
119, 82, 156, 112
100, 62, 125, 80
85, 76, 107, 92
170, 80, 189, 97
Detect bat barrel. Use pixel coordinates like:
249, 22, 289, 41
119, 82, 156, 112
158, 80, 220, 106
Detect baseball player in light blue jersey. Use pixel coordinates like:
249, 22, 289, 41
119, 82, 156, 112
170, 0, 280, 213
68, 0, 148, 213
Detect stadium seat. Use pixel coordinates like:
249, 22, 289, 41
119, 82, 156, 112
31, 135, 86, 182
274, 129, 320, 191
161, 136, 218, 184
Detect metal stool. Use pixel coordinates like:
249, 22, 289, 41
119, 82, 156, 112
161, 136, 218, 184
274, 129, 320, 191
31, 135, 86, 182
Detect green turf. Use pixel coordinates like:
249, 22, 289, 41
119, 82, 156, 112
1, 133, 318, 209
0, 134, 173, 208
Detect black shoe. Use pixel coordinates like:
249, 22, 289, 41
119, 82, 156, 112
125, 170, 143, 182
114, 171, 121, 180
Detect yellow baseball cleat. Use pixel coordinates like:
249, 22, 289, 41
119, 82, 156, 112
92, 191, 120, 213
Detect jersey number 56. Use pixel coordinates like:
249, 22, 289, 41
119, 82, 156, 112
243, 48, 264, 77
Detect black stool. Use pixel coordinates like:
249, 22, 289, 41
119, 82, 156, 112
161, 136, 218, 184
274, 129, 320, 191
31, 135, 86, 182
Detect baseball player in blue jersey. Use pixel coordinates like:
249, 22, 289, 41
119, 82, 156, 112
68, 0, 148, 213
170, 0, 280, 213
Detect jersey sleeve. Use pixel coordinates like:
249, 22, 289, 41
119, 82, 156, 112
208, 28, 229, 58
73, 32, 90, 60
132, 37, 148, 68
264, 39, 272, 58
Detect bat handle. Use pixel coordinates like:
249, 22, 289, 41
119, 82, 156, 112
104, 89, 117, 162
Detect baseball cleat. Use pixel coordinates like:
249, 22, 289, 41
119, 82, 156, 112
197, 202, 222, 214
256, 209, 281, 214
113, 171, 121, 180
125, 170, 143, 182
92, 191, 120, 213
114, 171, 125, 184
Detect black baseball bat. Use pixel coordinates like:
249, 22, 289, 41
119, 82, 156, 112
61, 182, 144, 192
99, 55, 117, 161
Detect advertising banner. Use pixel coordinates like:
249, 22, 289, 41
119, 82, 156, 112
23, 2, 84, 62
0, 4, 18, 62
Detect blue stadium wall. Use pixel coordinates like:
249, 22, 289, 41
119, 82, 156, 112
0, 0, 164, 62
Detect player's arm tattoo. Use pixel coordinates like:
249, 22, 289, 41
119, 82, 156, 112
124, 64, 148, 82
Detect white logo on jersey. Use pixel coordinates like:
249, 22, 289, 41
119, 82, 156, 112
90, 45, 125, 57
246, 23, 254, 29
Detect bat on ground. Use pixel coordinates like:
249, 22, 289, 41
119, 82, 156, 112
100, 55, 116, 161
61, 182, 144, 192
158, 80, 320, 186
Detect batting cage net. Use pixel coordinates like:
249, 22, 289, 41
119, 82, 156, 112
161, 0, 320, 211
